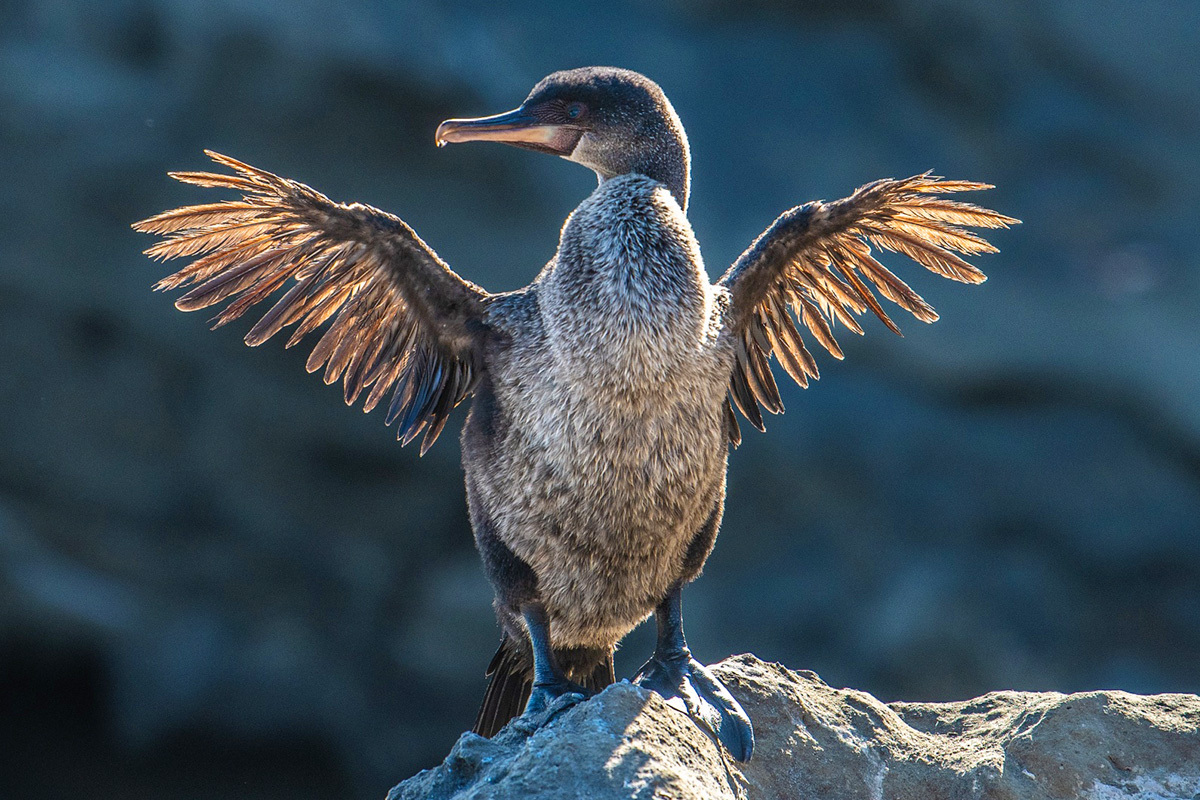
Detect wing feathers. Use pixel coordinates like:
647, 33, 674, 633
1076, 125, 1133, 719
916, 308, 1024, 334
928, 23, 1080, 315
798, 294, 845, 360
860, 225, 987, 284
173, 247, 285, 312
136, 152, 489, 452
831, 255, 901, 335
846, 247, 938, 323
139, 202, 266, 238
717, 173, 1016, 435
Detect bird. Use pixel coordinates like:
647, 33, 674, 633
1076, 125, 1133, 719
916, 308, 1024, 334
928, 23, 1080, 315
135, 66, 1017, 763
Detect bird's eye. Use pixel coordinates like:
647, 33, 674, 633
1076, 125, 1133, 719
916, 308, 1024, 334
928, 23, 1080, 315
566, 102, 585, 119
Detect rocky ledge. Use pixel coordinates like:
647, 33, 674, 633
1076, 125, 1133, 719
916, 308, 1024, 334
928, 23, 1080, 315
390, 655, 1200, 800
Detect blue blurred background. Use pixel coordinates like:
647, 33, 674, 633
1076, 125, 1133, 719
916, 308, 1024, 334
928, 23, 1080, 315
1, 0, 1198, 797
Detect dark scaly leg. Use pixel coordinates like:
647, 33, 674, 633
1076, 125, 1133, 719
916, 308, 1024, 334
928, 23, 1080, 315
521, 603, 592, 717
468, 481, 596, 733
634, 582, 754, 761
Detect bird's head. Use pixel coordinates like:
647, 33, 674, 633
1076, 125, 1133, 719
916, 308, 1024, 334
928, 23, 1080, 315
436, 67, 691, 211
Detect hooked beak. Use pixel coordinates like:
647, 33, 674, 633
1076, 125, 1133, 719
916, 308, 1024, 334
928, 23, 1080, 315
435, 106, 583, 156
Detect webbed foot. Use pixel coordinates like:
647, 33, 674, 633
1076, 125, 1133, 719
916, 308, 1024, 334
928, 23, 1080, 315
523, 678, 592, 717
634, 650, 754, 762
515, 602, 596, 732
508, 680, 591, 734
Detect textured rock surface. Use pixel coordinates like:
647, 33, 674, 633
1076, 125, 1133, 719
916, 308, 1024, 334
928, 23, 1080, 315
392, 655, 1200, 800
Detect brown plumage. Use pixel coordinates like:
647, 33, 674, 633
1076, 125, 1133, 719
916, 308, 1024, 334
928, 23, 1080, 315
135, 150, 485, 455
719, 174, 1017, 436
135, 67, 1017, 762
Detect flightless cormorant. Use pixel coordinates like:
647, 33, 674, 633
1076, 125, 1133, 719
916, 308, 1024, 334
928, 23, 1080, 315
136, 67, 1017, 762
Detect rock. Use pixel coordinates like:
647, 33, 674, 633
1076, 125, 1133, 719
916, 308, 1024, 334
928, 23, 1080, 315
390, 655, 1200, 800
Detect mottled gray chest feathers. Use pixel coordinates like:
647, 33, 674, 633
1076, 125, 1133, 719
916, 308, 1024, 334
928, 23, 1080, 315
470, 174, 735, 649
538, 174, 723, 389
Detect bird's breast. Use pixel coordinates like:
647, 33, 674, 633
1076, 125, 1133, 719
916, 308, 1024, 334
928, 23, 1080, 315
475, 352, 730, 649
464, 175, 736, 648
539, 173, 724, 389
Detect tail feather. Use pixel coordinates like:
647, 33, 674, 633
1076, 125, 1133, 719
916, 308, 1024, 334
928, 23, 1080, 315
584, 653, 616, 691
473, 638, 532, 738
472, 637, 616, 738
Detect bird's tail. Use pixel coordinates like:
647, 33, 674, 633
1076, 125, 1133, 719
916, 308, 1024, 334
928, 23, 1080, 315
472, 635, 614, 738
473, 637, 532, 738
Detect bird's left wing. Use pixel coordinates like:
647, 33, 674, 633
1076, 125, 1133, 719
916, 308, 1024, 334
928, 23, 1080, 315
135, 151, 490, 454
716, 174, 1017, 442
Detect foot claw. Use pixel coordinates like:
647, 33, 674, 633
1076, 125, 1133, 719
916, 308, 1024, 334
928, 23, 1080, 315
516, 680, 592, 732
634, 655, 754, 761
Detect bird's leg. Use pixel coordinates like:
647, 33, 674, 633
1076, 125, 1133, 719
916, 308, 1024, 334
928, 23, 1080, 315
521, 603, 591, 718
633, 582, 754, 761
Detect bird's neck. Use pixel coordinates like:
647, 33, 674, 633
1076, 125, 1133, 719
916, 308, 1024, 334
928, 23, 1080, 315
541, 174, 709, 388
572, 131, 690, 213
595, 153, 689, 214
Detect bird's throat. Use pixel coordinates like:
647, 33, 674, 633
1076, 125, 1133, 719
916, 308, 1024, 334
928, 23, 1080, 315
570, 134, 690, 213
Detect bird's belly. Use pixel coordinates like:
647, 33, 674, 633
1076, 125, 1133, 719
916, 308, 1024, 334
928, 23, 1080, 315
482, 364, 729, 650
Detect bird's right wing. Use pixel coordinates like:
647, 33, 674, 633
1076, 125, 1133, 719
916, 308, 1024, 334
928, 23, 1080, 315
134, 151, 490, 454
716, 174, 1017, 440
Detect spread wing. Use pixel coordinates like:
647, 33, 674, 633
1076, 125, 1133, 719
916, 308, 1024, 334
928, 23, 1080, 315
134, 151, 490, 454
717, 173, 1018, 442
